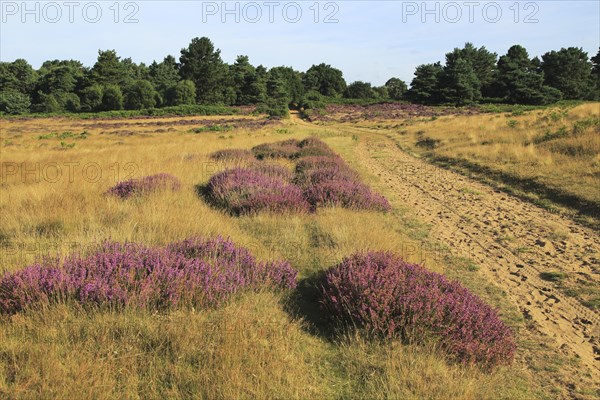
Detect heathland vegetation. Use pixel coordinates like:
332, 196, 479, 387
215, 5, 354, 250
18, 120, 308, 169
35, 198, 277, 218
1, 38, 599, 117
1, 102, 598, 397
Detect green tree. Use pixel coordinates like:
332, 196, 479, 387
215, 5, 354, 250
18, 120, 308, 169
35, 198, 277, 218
303, 63, 346, 97
122, 58, 148, 81
265, 72, 290, 118
91, 50, 128, 87
438, 58, 481, 105
179, 37, 227, 103
591, 49, 600, 100
31, 60, 85, 112
101, 84, 124, 111
384, 78, 407, 100
495, 45, 554, 104
0, 59, 37, 95
269, 66, 303, 105
230, 55, 265, 105
344, 81, 376, 99
0, 90, 31, 114
32, 93, 61, 113
35, 60, 85, 95
373, 86, 389, 99
541, 47, 593, 99
445, 43, 497, 98
149, 56, 181, 105
123, 80, 157, 110
165, 80, 196, 106
80, 85, 104, 112
407, 62, 443, 104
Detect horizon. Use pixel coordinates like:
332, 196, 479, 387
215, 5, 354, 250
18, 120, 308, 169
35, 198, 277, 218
1, 1, 599, 85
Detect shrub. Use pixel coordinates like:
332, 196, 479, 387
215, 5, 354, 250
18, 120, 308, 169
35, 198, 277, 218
192, 124, 234, 133
107, 173, 181, 199
0, 237, 297, 314
210, 148, 254, 161
321, 251, 516, 368
296, 137, 336, 157
294, 156, 358, 185
167, 237, 297, 290
294, 154, 390, 212
164, 79, 196, 106
212, 138, 390, 213
252, 139, 301, 160
304, 180, 391, 212
206, 168, 309, 215
0, 90, 31, 115
248, 163, 294, 181
101, 84, 124, 111
123, 80, 158, 110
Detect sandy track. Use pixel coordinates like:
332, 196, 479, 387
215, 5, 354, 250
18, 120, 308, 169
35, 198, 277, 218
352, 132, 599, 379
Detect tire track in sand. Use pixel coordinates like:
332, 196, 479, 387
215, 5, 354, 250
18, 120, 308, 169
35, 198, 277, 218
353, 133, 599, 380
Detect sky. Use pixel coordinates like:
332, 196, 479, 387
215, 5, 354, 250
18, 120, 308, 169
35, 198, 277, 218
1, 0, 599, 85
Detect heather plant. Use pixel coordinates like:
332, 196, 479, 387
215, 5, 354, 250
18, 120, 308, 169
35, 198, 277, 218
210, 148, 254, 161
296, 137, 336, 158
251, 137, 335, 160
294, 155, 391, 212
0, 237, 297, 315
214, 138, 390, 213
248, 163, 295, 181
206, 168, 310, 215
304, 180, 391, 212
107, 173, 181, 199
252, 139, 301, 160
294, 156, 359, 185
321, 251, 516, 369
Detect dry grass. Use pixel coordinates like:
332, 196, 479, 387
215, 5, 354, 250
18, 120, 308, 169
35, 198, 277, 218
349, 103, 600, 221
0, 113, 551, 398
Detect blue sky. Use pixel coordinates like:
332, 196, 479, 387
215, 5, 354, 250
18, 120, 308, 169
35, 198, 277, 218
1, 1, 599, 85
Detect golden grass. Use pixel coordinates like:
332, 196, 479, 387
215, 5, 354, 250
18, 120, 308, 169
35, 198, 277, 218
0, 113, 553, 398
358, 103, 600, 215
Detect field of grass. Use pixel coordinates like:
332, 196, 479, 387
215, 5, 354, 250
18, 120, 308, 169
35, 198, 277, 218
329, 103, 599, 225
0, 111, 597, 398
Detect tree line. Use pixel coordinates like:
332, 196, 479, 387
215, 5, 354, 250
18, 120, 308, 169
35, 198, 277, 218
1, 38, 599, 115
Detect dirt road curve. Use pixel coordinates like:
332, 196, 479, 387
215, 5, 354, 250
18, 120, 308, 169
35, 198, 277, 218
353, 132, 599, 379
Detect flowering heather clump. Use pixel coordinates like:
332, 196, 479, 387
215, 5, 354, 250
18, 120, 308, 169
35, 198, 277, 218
295, 156, 358, 185
304, 180, 391, 212
251, 137, 335, 160
207, 138, 390, 213
248, 163, 294, 181
107, 173, 181, 199
210, 148, 254, 161
0, 237, 297, 315
321, 251, 516, 368
167, 237, 297, 290
309, 103, 479, 123
252, 139, 301, 160
297, 137, 336, 158
206, 168, 309, 215
294, 155, 391, 212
